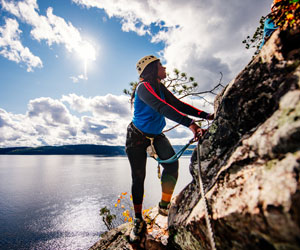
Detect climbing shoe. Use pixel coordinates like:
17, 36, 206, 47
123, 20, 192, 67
158, 203, 169, 216
129, 217, 145, 242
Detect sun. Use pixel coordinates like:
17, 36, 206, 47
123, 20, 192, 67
77, 41, 96, 80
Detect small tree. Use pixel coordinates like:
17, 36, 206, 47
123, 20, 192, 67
124, 69, 224, 104
163, 69, 199, 98
99, 206, 117, 230
242, 16, 266, 55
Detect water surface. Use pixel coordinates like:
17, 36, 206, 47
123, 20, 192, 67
0, 155, 192, 250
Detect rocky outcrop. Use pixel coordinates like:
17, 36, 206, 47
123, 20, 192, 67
90, 27, 300, 250
89, 208, 170, 250
168, 28, 300, 249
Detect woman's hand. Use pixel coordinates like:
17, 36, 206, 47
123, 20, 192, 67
189, 122, 207, 141
206, 113, 214, 120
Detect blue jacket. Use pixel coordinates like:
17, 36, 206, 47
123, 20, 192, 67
132, 81, 208, 135
260, 18, 278, 49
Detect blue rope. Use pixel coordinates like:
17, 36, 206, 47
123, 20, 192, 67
155, 138, 195, 164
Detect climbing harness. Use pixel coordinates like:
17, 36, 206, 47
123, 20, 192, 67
147, 137, 196, 179
197, 139, 216, 250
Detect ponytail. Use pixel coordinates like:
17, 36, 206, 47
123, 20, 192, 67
130, 60, 160, 108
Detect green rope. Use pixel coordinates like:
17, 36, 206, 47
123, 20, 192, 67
154, 138, 195, 164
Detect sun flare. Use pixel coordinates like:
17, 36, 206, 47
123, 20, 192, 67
77, 41, 96, 80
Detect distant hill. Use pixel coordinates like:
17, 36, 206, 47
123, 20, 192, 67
0, 144, 195, 156
0, 145, 126, 155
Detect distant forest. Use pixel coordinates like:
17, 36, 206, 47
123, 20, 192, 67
0, 144, 195, 156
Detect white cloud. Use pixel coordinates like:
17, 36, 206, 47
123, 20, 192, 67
70, 76, 80, 83
61, 93, 132, 118
27, 97, 72, 125
0, 109, 10, 127
0, 18, 42, 71
70, 74, 88, 83
0, 108, 39, 146
61, 94, 91, 113
81, 116, 117, 141
72, 0, 270, 88
0, 94, 133, 147
0, 92, 215, 147
1, 0, 96, 72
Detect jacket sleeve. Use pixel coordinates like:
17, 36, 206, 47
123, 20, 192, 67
136, 82, 193, 127
161, 84, 209, 119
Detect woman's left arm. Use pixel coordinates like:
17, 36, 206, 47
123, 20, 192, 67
162, 84, 213, 120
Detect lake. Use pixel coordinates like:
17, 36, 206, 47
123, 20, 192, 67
0, 155, 193, 250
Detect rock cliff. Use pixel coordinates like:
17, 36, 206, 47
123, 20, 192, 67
89, 27, 300, 250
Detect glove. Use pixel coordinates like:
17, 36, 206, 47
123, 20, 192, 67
206, 113, 214, 120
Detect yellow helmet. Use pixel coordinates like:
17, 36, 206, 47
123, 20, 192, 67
136, 55, 159, 76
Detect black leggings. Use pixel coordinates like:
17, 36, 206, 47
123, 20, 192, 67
125, 122, 178, 206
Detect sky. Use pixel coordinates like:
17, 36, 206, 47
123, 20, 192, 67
0, 0, 272, 147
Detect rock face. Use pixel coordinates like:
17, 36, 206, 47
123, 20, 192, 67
90, 28, 300, 250
168, 28, 300, 249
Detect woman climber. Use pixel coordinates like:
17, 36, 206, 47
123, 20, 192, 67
125, 55, 214, 242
